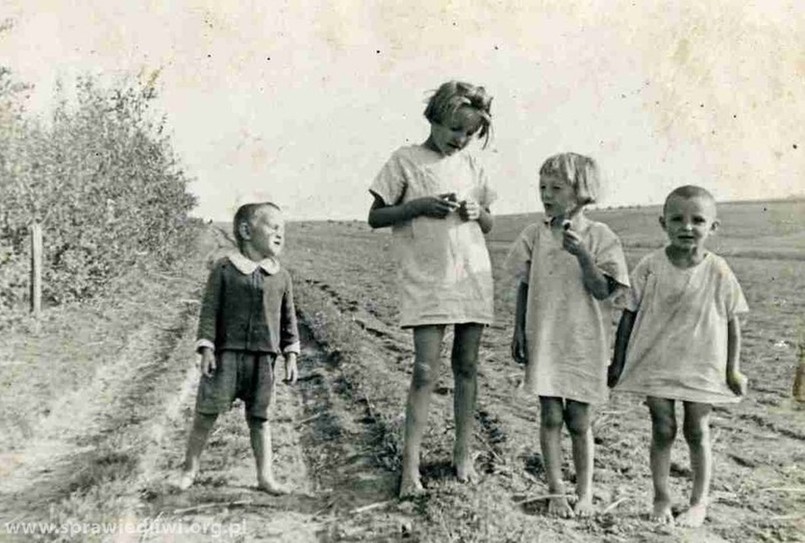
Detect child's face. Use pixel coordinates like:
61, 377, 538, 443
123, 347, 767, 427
539, 174, 577, 218
244, 206, 285, 258
429, 107, 482, 156
660, 195, 719, 250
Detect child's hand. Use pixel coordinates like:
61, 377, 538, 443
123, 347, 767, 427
511, 328, 527, 365
284, 353, 298, 384
562, 227, 588, 257
199, 348, 216, 377
607, 360, 623, 388
727, 370, 748, 396
458, 199, 481, 221
407, 194, 459, 219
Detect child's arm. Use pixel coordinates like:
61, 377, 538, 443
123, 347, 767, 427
280, 275, 301, 384
563, 230, 614, 300
196, 262, 224, 376
609, 310, 636, 387
367, 193, 459, 229
726, 317, 748, 396
511, 281, 529, 364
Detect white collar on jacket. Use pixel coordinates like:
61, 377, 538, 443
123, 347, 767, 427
227, 252, 280, 275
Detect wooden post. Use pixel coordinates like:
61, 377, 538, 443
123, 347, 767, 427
794, 340, 805, 402
30, 222, 42, 317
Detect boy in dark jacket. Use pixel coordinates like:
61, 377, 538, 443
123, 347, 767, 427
178, 202, 300, 494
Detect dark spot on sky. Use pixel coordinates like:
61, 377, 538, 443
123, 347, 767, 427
700, 104, 704, 108
206, 54, 211, 58
494, 45, 499, 50
376, 50, 380, 54
733, 114, 737, 118
794, 144, 798, 149
266, 57, 271, 61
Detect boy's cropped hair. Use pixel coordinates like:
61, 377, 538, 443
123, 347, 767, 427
663, 185, 716, 213
233, 201, 282, 246
423, 80, 493, 147
539, 152, 601, 206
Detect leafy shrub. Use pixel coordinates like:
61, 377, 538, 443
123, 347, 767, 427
0, 68, 197, 308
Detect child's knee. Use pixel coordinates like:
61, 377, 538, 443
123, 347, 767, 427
565, 412, 590, 437
652, 419, 677, 445
682, 419, 708, 446
450, 357, 477, 380
411, 360, 439, 390
246, 415, 268, 431
540, 401, 564, 430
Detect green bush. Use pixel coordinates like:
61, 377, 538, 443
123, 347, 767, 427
0, 68, 197, 308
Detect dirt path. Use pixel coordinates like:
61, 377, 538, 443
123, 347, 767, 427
2, 221, 802, 542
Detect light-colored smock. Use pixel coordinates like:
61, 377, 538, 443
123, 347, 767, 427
505, 217, 630, 403
615, 249, 748, 404
370, 145, 497, 328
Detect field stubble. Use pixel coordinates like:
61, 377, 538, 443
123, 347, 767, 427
282, 200, 805, 542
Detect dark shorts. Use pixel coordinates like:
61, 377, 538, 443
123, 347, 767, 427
195, 350, 277, 420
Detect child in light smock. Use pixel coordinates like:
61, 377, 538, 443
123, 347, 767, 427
505, 153, 629, 517
368, 81, 496, 498
608, 185, 748, 527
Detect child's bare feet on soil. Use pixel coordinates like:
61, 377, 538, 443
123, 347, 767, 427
257, 478, 291, 495
573, 494, 594, 517
548, 496, 575, 518
677, 502, 707, 527
176, 470, 196, 491
454, 455, 479, 484
398, 475, 425, 499
650, 499, 674, 524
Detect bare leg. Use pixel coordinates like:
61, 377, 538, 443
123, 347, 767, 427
179, 412, 218, 490
399, 325, 445, 498
565, 400, 594, 517
248, 415, 289, 495
451, 323, 483, 483
677, 402, 712, 527
540, 396, 574, 518
647, 396, 676, 524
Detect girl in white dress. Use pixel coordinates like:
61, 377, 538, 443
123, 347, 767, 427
506, 153, 629, 517
368, 81, 497, 498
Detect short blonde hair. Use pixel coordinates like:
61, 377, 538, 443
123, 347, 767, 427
423, 81, 493, 147
539, 153, 601, 205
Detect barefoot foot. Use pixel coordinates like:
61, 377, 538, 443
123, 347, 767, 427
176, 470, 196, 491
454, 455, 479, 484
650, 499, 674, 524
548, 496, 575, 518
573, 494, 594, 517
257, 478, 291, 495
398, 475, 425, 499
677, 502, 707, 527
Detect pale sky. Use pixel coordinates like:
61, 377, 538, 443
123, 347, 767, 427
2, 1, 803, 220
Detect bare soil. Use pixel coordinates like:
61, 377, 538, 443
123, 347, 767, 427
0, 201, 803, 542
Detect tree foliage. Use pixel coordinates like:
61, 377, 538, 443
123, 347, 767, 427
0, 69, 197, 307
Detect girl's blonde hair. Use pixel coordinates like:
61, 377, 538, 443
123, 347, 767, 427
424, 81, 493, 148
539, 152, 601, 205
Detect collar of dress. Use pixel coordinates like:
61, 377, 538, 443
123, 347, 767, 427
227, 252, 280, 275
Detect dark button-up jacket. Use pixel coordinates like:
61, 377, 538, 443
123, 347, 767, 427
196, 254, 300, 355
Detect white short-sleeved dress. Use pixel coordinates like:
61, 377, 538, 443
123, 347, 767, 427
505, 217, 630, 403
369, 145, 497, 328
614, 249, 748, 404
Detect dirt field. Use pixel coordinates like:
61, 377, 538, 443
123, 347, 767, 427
0, 200, 803, 542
